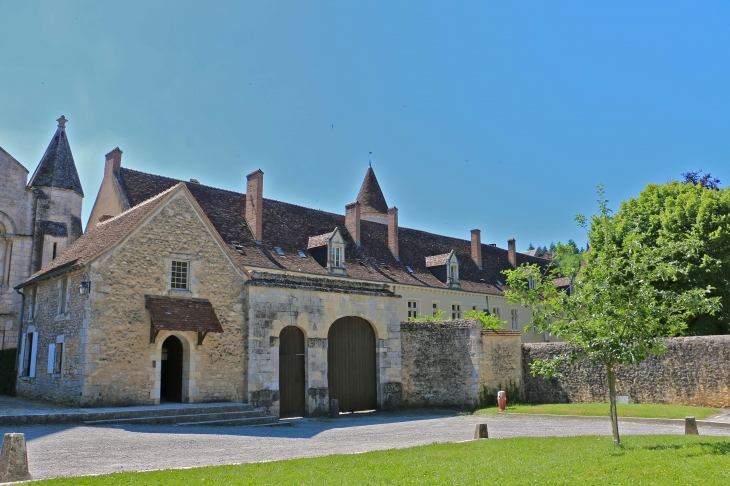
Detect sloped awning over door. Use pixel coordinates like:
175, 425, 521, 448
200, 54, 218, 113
145, 295, 223, 344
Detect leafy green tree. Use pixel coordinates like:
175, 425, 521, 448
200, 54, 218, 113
464, 310, 505, 329
527, 243, 535, 251
598, 181, 730, 334
504, 186, 719, 445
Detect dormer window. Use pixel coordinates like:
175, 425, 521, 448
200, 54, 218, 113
307, 228, 347, 275
425, 250, 460, 288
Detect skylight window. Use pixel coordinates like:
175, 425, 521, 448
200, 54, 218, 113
496, 279, 503, 285
297, 250, 306, 258
406, 266, 413, 273
275, 247, 285, 256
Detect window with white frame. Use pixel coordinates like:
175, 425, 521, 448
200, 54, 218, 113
450, 264, 458, 283
28, 287, 37, 320
511, 309, 519, 330
47, 336, 64, 375
528, 276, 536, 289
58, 277, 69, 315
432, 301, 440, 317
171, 260, 189, 290
331, 246, 341, 268
452, 303, 462, 319
492, 307, 501, 320
407, 300, 419, 318
22, 331, 38, 377
472, 304, 478, 311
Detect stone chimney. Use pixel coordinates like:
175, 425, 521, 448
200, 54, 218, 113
104, 147, 122, 177
246, 169, 264, 243
345, 201, 361, 246
471, 229, 482, 269
388, 206, 399, 260
508, 238, 517, 268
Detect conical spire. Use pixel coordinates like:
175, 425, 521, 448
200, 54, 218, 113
28, 116, 84, 196
356, 166, 388, 216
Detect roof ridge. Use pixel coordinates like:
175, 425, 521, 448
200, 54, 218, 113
97, 182, 182, 227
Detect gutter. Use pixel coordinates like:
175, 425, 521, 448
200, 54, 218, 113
15, 262, 82, 290
13, 288, 25, 395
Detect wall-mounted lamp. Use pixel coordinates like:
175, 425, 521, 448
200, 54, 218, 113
79, 273, 90, 295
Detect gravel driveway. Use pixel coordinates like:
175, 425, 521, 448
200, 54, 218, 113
6, 411, 730, 481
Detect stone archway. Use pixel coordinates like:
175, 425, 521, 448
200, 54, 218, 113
160, 335, 184, 402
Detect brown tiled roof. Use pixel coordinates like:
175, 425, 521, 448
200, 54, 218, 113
110, 168, 552, 295
356, 167, 388, 215
307, 232, 333, 249
145, 295, 224, 333
19, 185, 179, 286
425, 252, 452, 268
553, 276, 572, 288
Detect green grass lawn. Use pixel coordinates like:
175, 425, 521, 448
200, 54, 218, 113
32, 435, 730, 485
477, 403, 721, 420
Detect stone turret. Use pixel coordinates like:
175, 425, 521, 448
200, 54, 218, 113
27, 116, 84, 273
356, 166, 389, 224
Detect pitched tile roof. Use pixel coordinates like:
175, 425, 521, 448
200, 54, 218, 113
425, 252, 452, 268
19, 184, 178, 286
145, 295, 224, 333
28, 118, 83, 196
356, 167, 388, 215
307, 232, 333, 249
113, 168, 551, 295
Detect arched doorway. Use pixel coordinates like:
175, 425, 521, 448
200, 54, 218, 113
279, 326, 305, 417
160, 335, 184, 402
327, 317, 377, 412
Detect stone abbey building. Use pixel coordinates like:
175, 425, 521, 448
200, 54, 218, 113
10, 125, 551, 416
0, 117, 83, 352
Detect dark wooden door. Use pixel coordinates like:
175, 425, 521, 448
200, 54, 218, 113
161, 336, 183, 402
279, 326, 306, 418
327, 317, 377, 413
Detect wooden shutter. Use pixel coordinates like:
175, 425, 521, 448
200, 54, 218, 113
47, 343, 56, 374
30, 332, 38, 377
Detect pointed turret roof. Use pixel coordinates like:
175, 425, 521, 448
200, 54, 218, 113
356, 166, 388, 215
28, 116, 84, 196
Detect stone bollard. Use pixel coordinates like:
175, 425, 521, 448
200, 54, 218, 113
385, 394, 398, 412
0, 433, 32, 483
474, 423, 489, 439
685, 416, 699, 435
329, 399, 339, 418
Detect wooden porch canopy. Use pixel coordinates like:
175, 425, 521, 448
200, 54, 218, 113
145, 295, 224, 345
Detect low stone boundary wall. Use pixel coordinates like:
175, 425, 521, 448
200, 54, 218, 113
523, 335, 730, 408
400, 320, 522, 408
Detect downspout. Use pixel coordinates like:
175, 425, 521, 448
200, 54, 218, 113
14, 288, 25, 395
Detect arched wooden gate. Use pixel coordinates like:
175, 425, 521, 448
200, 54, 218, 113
327, 316, 377, 412
279, 326, 306, 417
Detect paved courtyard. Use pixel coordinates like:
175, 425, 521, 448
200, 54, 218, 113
4, 410, 730, 481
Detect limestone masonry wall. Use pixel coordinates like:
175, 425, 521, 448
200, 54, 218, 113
401, 320, 482, 407
523, 336, 730, 408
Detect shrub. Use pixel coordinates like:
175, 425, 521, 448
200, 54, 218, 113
464, 310, 506, 330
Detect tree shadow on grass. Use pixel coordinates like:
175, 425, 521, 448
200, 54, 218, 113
644, 441, 730, 456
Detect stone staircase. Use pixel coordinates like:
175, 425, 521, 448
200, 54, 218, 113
82, 403, 277, 427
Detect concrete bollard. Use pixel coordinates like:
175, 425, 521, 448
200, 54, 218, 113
685, 416, 699, 435
474, 423, 489, 439
329, 399, 339, 418
0, 433, 32, 483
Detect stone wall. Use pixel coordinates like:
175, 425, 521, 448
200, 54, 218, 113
16, 268, 87, 404
479, 329, 522, 395
523, 336, 730, 408
401, 320, 481, 407
245, 271, 402, 416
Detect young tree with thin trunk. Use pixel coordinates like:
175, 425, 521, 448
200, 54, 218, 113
504, 186, 720, 445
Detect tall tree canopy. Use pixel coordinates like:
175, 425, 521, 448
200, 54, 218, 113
595, 181, 730, 335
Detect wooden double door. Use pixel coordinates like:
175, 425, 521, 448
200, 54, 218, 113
279, 326, 306, 418
327, 317, 377, 413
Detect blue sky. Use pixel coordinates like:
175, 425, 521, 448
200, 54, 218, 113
1, 2, 728, 250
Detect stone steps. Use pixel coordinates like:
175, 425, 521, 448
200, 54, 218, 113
175, 415, 280, 426
0, 402, 274, 426
84, 409, 271, 426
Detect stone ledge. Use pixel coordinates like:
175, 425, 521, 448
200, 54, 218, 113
246, 271, 399, 297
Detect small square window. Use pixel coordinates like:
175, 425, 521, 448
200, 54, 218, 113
275, 247, 285, 256
407, 300, 419, 318
432, 302, 439, 317
472, 305, 477, 311
492, 307, 501, 320
452, 304, 462, 319
298, 250, 306, 258
406, 266, 413, 273
171, 261, 189, 290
